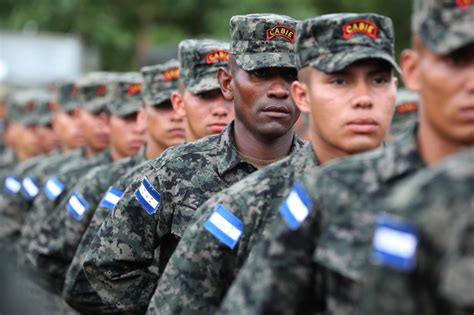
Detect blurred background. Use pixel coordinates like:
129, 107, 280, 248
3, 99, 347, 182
0, 0, 412, 86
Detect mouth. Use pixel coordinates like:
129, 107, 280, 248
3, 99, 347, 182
459, 105, 474, 121
346, 118, 379, 133
261, 105, 291, 118
129, 140, 145, 148
208, 123, 228, 133
168, 128, 186, 136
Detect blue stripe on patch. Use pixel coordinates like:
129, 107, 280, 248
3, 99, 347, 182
279, 181, 313, 230
66, 192, 90, 221
134, 177, 161, 215
4, 176, 21, 195
203, 204, 243, 249
44, 176, 65, 201
21, 176, 40, 200
100, 186, 123, 210
371, 213, 418, 272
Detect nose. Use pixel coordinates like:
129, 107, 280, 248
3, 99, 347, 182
211, 97, 233, 118
352, 81, 373, 109
267, 77, 290, 99
134, 117, 147, 135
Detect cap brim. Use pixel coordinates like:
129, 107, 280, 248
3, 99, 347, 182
234, 52, 296, 71
186, 73, 221, 94
84, 99, 110, 114
308, 47, 401, 74
110, 101, 142, 118
144, 90, 173, 107
422, 30, 474, 55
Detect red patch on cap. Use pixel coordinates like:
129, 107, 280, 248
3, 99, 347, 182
342, 19, 378, 40
96, 85, 107, 96
205, 50, 229, 64
128, 82, 143, 96
266, 25, 295, 43
162, 67, 179, 81
456, 0, 473, 9
396, 102, 418, 115
48, 100, 59, 110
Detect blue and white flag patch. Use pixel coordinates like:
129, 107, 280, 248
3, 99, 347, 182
134, 177, 161, 215
66, 192, 90, 221
100, 186, 123, 210
279, 181, 313, 231
203, 204, 243, 250
371, 214, 418, 272
22, 176, 40, 200
4, 176, 21, 194
44, 176, 65, 201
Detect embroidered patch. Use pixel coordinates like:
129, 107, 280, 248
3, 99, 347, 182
203, 204, 243, 249
44, 176, 65, 201
396, 102, 418, 115
4, 176, 21, 194
162, 67, 179, 81
266, 25, 295, 43
128, 82, 143, 96
456, 0, 473, 9
279, 181, 313, 230
22, 176, 40, 200
66, 192, 90, 221
134, 177, 161, 215
100, 186, 123, 210
371, 213, 418, 272
205, 49, 230, 64
342, 19, 378, 39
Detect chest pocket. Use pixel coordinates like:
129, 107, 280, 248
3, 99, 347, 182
171, 191, 208, 238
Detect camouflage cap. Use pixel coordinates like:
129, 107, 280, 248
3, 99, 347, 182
297, 13, 400, 73
10, 89, 51, 126
230, 13, 298, 71
390, 88, 419, 136
107, 72, 143, 117
141, 59, 179, 106
412, 0, 474, 54
179, 39, 229, 94
78, 73, 115, 114
36, 96, 60, 126
57, 81, 81, 113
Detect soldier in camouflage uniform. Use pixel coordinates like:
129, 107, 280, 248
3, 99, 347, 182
387, 88, 419, 141
147, 12, 399, 315
83, 15, 304, 313
218, 3, 474, 314
62, 59, 185, 313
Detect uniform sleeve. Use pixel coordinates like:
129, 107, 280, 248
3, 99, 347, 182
83, 164, 162, 313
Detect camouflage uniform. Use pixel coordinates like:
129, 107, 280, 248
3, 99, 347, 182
357, 147, 474, 315
215, 13, 414, 315
83, 30, 301, 312
389, 89, 418, 139
148, 142, 313, 314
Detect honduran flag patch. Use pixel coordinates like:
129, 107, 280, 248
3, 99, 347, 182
44, 176, 65, 201
134, 177, 161, 215
66, 192, 90, 221
279, 181, 313, 230
4, 176, 21, 195
21, 176, 40, 200
371, 213, 418, 272
203, 204, 243, 250
100, 186, 123, 210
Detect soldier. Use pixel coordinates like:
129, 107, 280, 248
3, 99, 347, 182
218, 2, 473, 314
387, 88, 419, 141
61, 59, 185, 314
148, 12, 399, 315
83, 14, 304, 313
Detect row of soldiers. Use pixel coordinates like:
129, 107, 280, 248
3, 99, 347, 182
0, 1, 473, 314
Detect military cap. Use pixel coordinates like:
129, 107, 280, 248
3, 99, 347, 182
107, 72, 143, 117
178, 39, 229, 94
412, 0, 474, 54
57, 81, 81, 113
390, 88, 419, 136
141, 59, 179, 106
36, 96, 60, 126
78, 74, 115, 114
230, 13, 298, 71
296, 13, 400, 73
11, 89, 51, 126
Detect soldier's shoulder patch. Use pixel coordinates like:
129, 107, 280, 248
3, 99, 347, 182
203, 204, 243, 249
4, 176, 21, 195
134, 177, 161, 215
266, 25, 295, 43
67, 192, 90, 221
279, 181, 313, 230
342, 19, 378, 39
44, 176, 65, 201
100, 186, 123, 210
371, 213, 418, 272
21, 176, 40, 200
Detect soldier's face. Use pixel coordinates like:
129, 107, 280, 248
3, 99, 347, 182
292, 60, 396, 162
17, 125, 42, 156
402, 41, 474, 146
222, 64, 300, 140
37, 125, 60, 153
52, 110, 84, 150
79, 109, 110, 151
109, 113, 146, 160
144, 101, 185, 150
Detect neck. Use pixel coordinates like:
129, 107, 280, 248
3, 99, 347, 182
110, 146, 125, 161
145, 136, 166, 160
311, 138, 349, 165
417, 119, 468, 166
16, 150, 34, 162
233, 120, 294, 161
85, 144, 101, 158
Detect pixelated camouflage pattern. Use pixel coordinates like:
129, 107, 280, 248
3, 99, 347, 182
147, 142, 313, 315
297, 13, 399, 73
57, 81, 81, 113
390, 88, 419, 138
83, 122, 274, 313
217, 125, 427, 314
78, 75, 116, 114
107, 72, 143, 117
141, 59, 179, 106
63, 159, 148, 314
359, 147, 474, 315
36, 96, 59, 126
413, 0, 474, 54
230, 13, 298, 71
179, 38, 229, 94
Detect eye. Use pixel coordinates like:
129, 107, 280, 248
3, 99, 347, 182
197, 90, 220, 100
330, 78, 347, 85
283, 69, 298, 82
249, 68, 271, 78
373, 75, 390, 85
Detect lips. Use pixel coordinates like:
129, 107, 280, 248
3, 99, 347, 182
346, 118, 379, 133
459, 105, 474, 122
168, 128, 186, 137
261, 105, 291, 118
209, 123, 228, 133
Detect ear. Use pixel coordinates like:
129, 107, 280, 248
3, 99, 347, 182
400, 49, 421, 92
217, 67, 234, 101
171, 91, 186, 116
291, 80, 311, 113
